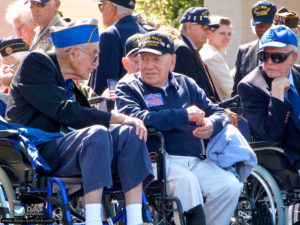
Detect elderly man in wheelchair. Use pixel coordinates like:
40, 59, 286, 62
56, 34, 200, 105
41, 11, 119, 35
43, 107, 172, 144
238, 25, 300, 225
3, 18, 154, 225
115, 31, 257, 225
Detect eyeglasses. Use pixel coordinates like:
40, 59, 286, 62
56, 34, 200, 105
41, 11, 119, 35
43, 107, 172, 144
78, 48, 99, 64
29, 2, 47, 8
98, 2, 106, 12
257, 51, 294, 63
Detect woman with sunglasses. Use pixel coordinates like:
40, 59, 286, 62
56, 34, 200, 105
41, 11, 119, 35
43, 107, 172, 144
238, 25, 300, 168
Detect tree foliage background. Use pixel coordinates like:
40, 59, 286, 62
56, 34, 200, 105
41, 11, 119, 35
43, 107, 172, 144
136, 0, 204, 28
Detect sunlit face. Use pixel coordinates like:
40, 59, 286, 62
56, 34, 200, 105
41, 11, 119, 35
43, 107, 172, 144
255, 23, 272, 39
73, 43, 99, 80
30, 0, 60, 28
126, 52, 140, 74
189, 24, 209, 48
13, 18, 36, 45
100, 0, 115, 27
262, 46, 297, 79
209, 24, 232, 51
140, 52, 176, 87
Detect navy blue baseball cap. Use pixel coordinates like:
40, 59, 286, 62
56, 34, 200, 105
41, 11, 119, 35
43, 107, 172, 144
252, 1, 277, 26
257, 25, 298, 52
96, 0, 135, 9
27, 0, 50, 3
180, 7, 219, 28
125, 33, 142, 57
138, 31, 174, 56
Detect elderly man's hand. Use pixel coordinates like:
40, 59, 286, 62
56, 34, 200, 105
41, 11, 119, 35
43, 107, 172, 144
225, 109, 238, 127
110, 112, 147, 140
272, 76, 290, 101
192, 118, 213, 139
186, 105, 205, 126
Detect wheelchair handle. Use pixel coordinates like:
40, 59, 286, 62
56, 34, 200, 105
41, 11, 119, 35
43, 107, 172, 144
218, 95, 241, 109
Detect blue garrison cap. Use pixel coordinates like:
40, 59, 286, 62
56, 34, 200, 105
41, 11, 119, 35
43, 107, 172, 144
50, 18, 99, 48
252, 1, 277, 26
180, 7, 219, 28
28, 0, 50, 3
257, 25, 298, 52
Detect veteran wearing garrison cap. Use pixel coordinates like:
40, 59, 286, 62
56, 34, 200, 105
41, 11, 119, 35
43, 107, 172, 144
173, 7, 221, 103
0, 37, 29, 94
116, 31, 243, 225
238, 25, 300, 168
5, 18, 153, 225
89, 0, 146, 95
231, 0, 277, 96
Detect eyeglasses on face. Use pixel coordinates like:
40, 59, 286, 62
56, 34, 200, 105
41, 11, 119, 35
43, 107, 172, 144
78, 48, 99, 64
257, 51, 294, 64
98, 1, 107, 12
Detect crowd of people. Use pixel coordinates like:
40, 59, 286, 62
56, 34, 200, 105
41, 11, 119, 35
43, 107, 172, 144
0, 0, 299, 224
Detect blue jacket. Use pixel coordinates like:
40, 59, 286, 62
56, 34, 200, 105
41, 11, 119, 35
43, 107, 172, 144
116, 72, 230, 157
89, 15, 146, 95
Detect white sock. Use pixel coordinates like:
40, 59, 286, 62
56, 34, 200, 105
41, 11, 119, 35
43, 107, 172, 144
126, 203, 143, 225
85, 203, 103, 225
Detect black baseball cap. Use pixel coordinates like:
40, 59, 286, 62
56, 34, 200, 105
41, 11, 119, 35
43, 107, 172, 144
180, 7, 219, 28
138, 31, 174, 56
97, 0, 135, 9
125, 33, 142, 57
0, 37, 29, 57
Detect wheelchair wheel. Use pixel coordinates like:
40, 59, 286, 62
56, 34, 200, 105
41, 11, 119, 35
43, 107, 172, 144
235, 165, 285, 225
0, 167, 16, 219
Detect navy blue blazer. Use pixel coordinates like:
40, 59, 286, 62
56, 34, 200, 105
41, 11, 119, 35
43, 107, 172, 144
238, 65, 300, 167
232, 40, 259, 96
174, 34, 220, 103
89, 15, 146, 95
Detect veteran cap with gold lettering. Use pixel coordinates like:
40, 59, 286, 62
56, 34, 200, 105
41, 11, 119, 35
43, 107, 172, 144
252, 0, 277, 26
138, 31, 174, 56
0, 37, 29, 57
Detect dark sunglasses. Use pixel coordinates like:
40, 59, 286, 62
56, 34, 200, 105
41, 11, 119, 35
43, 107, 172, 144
98, 2, 106, 11
257, 51, 294, 63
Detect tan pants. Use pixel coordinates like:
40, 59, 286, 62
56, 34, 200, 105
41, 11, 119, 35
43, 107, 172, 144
166, 155, 243, 225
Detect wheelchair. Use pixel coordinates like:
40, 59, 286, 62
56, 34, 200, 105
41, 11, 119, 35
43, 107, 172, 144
222, 96, 300, 225
0, 123, 186, 225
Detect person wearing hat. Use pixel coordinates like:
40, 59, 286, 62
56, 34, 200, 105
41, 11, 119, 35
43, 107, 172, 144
89, 0, 146, 96
231, 0, 277, 96
6, 0, 37, 46
173, 7, 221, 104
5, 18, 153, 225
0, 37, 29, 94
238, 25, 300, 168
116, 31, 245, 225
28, 0, 66, 51
273, 7, 300, 64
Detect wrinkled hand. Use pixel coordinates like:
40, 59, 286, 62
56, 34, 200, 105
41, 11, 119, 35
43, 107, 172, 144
192, 118, 213, 139
122, 115, 147, 141
271, 76, 290, 101
186, 105, 205, 126
225, 108, 238, 127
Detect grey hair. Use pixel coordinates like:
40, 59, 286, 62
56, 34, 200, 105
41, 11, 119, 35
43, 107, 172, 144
179, 23, 187, 33
4, 51, 28, 63
287, 44, 298, 53
6, 0, 33, 25
112, 2, 133, 15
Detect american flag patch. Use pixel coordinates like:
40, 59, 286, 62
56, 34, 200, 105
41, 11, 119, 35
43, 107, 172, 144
107, 79, 118, 100
145, 93, 164, 107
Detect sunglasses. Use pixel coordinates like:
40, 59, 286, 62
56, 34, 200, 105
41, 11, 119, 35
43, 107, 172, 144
257, 51, 294, 63
98, 2, 106, 12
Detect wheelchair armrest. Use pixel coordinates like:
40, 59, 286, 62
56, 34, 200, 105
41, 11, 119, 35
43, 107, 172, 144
0, 129, 19, 138
249, 141, 281, 149
147, 127, 165, 150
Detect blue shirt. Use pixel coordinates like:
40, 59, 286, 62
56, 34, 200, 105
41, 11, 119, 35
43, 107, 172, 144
116, 72, 230, 157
